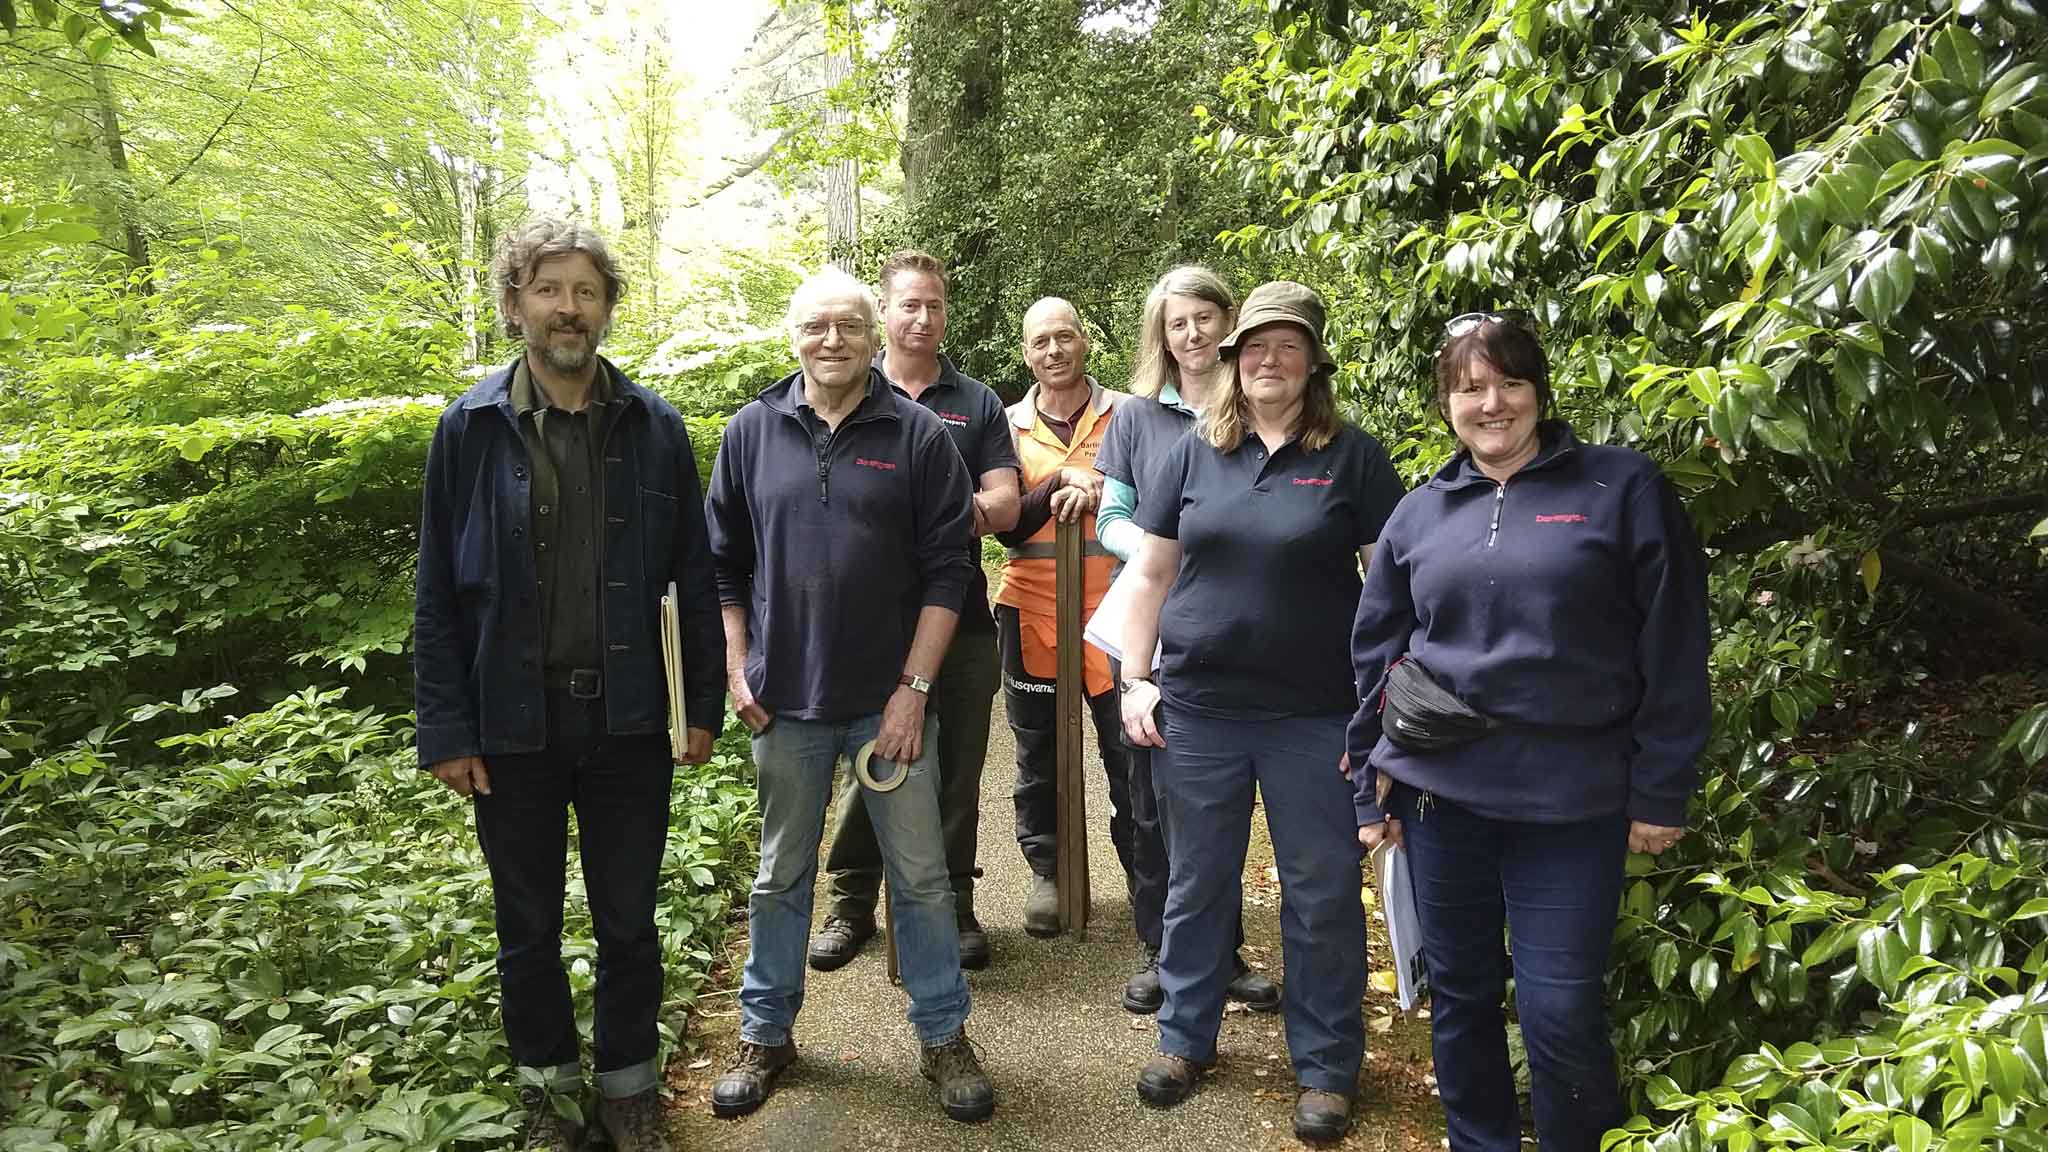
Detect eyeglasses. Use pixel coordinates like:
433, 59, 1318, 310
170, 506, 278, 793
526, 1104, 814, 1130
1443, 309, 1538, 339
797, 318, 872, 340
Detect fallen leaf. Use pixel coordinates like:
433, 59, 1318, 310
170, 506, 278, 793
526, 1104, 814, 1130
687, 1058, 711, 1070
1369, 970, 1399, 996
1370, 1015, 1393, 1034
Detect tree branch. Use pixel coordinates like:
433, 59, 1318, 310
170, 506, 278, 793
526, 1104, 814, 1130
1880, 547, 2048, 663
681, 136, 784, 207
139, 43, 267, 206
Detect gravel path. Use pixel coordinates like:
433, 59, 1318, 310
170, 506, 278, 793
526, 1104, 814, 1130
665, 693, 1446, 1152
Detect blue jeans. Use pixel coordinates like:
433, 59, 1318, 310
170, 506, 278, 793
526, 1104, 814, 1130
1155, 708, 1365, 1093
1389, 780, 1628, 1152
472, 692, 672, 1099
740, 714, 970, 1047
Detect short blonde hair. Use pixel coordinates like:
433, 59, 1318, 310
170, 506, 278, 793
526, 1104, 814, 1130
1203, 326, 1343, 455
1131, 266, 1236, 400
785, 266, 880, 340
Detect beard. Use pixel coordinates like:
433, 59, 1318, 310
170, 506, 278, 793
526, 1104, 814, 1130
529, 321, 604, 373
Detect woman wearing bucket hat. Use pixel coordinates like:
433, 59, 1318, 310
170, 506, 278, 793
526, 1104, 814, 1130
1346, 313, 1709, 1152
1117, 280, 1405, 1143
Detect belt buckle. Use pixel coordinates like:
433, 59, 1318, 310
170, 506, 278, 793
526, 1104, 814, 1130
567, 668, 603, 700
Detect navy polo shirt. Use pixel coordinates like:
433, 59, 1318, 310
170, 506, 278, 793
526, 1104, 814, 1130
882, 352, 1018, 633
1094, 393, 1195, 503
1137, 422, 1405, 719
706, 368, 975, 721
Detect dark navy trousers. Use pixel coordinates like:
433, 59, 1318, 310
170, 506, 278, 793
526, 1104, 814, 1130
1388, 780, 1628, 1152
1155, 708, 1364, 1093
472, 691, 673, 1099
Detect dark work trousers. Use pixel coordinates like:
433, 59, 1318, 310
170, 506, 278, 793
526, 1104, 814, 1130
1154, 707, 1363, 1093
1110, 655, 1241, 955
825, 626, 1002, 923
1388, 779, 1629, 1152
471, 686, 674, 1099
998, 605, 1138, 894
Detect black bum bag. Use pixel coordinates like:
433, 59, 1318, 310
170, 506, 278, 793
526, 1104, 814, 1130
1377, 656, 1497, 752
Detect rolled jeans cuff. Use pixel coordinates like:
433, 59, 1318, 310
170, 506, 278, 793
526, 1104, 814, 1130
522, 1062, 583, 1093
595, 1058, 659, 1100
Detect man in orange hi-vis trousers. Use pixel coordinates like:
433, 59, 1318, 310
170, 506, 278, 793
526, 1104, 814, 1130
993, 296, 1142, 939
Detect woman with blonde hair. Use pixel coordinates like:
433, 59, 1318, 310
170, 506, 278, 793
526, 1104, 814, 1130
1117, 281, 1405, 1143
1094, 265, 1277, 1017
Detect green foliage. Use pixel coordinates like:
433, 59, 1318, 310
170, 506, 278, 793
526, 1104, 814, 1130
1209, 0, 2047, 569
1212, 0, 2048, 1140
0, 688, 758, 1150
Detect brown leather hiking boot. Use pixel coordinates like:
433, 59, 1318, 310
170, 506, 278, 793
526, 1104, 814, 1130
710, 1039, 796, 1118
1135, 1052, 1210, 1107
516, 1085, 582, 1152
919, 1031, 995, 1122
600, 1087, 671, 1152
1293, 1087, 1354, 1144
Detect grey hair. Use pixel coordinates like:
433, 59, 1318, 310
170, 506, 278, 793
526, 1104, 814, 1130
785, 266, 880, 338
1131, 266, 1236, 400
493, 217, 627, 338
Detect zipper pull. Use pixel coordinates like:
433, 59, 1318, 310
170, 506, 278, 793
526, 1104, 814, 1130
817, 459, 830, 504
1487, 483, 1506, 547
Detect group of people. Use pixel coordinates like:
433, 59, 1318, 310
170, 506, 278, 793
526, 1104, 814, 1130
412, 216, 1711, 1152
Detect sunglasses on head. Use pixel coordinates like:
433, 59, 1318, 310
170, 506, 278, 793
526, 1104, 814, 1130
1443, 309, 1538, 339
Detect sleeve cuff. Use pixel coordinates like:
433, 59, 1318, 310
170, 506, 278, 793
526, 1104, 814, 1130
684, 696, 723, 733
416, 723, 480, 770
1625, 791, 1690, 827
920, 568, 968, 612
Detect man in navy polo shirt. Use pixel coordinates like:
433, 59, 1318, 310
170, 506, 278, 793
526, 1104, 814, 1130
814, 249, 1020, 973
705, 266, 995, 1123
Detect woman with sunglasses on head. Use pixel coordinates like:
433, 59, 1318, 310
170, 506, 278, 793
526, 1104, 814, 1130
1119, 281, 1405, 1144
1346, 312, 1711, 1152
1093, 265, 1278, 1018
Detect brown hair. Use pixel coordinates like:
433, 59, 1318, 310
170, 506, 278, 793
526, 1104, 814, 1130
1130, 265, 1236, 400
1203, 323, 1343, 455
493, 218, 626, 338
877, 249, 948, 300
1433, 322, 1552, 421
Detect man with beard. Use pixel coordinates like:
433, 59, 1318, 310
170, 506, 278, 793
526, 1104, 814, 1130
414, 218, 724, 1152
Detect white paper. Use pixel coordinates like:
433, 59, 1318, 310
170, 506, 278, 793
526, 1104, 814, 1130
1083, 562, 1163, 668
660, 581, 687, 761
1373, 838, 1429, 1012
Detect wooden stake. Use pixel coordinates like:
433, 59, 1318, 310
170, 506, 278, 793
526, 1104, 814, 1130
1054, 517, 1091, 937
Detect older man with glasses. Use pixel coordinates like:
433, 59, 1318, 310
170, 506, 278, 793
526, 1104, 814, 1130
704, 266, 995, 1124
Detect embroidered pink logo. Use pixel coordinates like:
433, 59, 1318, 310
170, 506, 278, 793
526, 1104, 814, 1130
1535, 513, 1588, 524
1292, 477, 1333, 487
936, 410, 969, 426
855, 457, 897, 471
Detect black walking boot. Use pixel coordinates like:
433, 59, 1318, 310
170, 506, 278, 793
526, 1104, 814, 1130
1121, 945, 1162, 1014
957, 910, 991, 970
709, 1040, 796, 1118
1226, 952, 1281, 1012
806, 915, 874, 972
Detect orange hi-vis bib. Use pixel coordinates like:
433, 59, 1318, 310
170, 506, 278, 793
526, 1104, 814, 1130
995, 378, 1124, 695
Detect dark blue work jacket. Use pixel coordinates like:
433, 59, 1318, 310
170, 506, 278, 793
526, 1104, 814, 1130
412, 356, 726, 767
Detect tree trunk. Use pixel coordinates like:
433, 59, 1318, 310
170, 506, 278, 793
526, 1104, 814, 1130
90, 62, 152, 291
824, 25, 861, 273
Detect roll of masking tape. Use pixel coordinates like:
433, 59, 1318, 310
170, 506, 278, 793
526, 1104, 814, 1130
853, 740, 907, 793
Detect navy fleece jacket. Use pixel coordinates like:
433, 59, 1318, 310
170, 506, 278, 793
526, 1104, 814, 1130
706, 368, 974, 722
1347, 422, 1709, 829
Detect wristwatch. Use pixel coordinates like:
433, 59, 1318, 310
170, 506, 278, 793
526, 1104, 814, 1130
899, 673, 932, 695
1120, 674, 1153, 694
